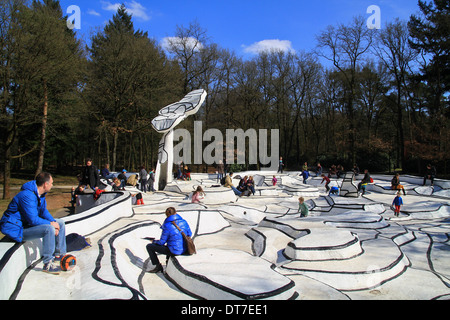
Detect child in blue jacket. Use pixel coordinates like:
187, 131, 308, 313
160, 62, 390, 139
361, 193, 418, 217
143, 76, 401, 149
392, 192, 403, 217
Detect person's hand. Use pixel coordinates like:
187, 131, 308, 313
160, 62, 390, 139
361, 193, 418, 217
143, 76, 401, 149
51, 221, 60, 236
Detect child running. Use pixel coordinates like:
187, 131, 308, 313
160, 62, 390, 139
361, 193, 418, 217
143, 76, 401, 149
320, 174, 330, 192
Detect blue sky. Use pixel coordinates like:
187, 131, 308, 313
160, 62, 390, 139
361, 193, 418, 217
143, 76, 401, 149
60, 0, 422, 57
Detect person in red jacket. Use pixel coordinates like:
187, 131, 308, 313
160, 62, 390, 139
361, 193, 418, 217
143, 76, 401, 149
321, 174, 330, 192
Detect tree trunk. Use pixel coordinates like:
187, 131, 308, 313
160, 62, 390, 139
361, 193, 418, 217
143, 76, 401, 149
2, 146, 11, 200
112, 129, 119, 172
35, 78, 48, 176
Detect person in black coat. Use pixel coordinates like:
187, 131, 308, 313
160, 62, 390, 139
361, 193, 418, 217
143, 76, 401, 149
81, 158, 99, 190
423, 164, 436, 186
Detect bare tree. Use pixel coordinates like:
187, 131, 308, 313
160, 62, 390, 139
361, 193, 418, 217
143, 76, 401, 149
373, 18, 418, 169
164, 20, 214, 94
316, 16, 374, 163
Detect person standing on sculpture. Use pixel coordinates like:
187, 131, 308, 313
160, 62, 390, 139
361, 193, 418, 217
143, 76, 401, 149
148, 168, 155, 192
0, 172, 67, 274
358, 169, 371, 195
392, 192, 403, 217
217, 160, 224, 183
278, 157, 284, 173
315, 162, 322, 177
139, 166, 148, 193
81, 158, 99, 190
423, 164, 436, 186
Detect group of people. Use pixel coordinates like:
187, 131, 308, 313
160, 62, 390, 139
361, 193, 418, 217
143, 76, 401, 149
70, 159, 157, 207
175, 162, 191, 181
223, 172, 256, 197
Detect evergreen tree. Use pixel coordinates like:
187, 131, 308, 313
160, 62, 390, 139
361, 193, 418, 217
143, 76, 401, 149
408, 0, 450, 162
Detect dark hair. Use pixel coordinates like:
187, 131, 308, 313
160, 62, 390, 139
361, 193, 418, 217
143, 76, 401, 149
165, 207, 176, 216
35, 172, 52, 187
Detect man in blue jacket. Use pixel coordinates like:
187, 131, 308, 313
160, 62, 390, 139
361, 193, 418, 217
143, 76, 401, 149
146, 207, 192, 273
0, 172, 66, 274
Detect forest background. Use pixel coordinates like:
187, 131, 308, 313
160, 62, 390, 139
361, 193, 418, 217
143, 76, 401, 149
0, 0, 449, 199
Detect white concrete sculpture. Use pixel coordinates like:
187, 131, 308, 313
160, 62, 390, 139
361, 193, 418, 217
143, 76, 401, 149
151, 89, 207, 190
340, 171, 359, 197
2, 172, 450, 301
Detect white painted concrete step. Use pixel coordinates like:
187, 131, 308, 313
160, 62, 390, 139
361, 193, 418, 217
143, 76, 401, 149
165, 248, 298, 300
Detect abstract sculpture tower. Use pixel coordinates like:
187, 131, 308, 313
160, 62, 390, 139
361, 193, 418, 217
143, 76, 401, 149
151, 89, 207, 190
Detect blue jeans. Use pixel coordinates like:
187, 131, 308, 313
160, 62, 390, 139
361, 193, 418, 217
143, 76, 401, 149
231, 186, 242, 196
141, 178, 147, 192
22, 219, 67, 264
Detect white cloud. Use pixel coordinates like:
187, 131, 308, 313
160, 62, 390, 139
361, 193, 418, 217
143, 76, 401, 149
101, 1, 150, 21
87, 9, 101, 16
160, 37, 204, 52
243, 39, 295, 54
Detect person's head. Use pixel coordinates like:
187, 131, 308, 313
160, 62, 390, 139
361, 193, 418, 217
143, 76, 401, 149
396, 191, 401, 197
194, 186, 203, 195
36, 172, 53, 194
86, 158, 92, 166
165, 207, 177, 217
229, 172, 233, 177
298, 197, 304, 204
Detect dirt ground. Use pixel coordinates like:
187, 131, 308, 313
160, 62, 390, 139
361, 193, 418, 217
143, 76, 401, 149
1, 187, 74, 219
46, 189, 74, 218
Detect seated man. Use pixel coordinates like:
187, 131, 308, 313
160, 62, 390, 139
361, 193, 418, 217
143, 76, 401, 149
224, 172, 242, 196
0, 172, 67, 274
